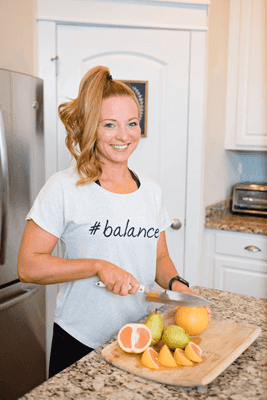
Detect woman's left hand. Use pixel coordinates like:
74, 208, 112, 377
172, 283, 211, 321
156, 231, 211, 321
204, 306, 211, 321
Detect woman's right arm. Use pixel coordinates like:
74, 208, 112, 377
17, 220, 139, 295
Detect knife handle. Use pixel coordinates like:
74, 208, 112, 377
95, 281, 145, 292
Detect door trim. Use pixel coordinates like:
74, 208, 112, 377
37, 0, 209, 32
37, 17, 208, 32
184, 30, 207, 284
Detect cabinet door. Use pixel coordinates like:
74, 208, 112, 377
225, 0, 267, 150
214, 256, 267, 298
57, 25, 190, 274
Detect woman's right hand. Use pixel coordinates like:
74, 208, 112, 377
96, 261, 140, 296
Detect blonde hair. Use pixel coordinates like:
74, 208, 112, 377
58, 66, 140, 186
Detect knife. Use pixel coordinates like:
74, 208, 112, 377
95, 281, 213, 307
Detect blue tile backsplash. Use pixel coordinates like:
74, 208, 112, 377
238, 152, 266, 183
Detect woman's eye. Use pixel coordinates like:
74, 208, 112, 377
104, 122, 116, 129
128, 121, 139, 127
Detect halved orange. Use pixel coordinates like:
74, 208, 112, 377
117, 323, 152, 353
184, 342, 202, 363
141, 347, 160, 369
174, 348, 193, 366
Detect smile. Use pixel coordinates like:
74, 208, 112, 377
110, 144, 129, 150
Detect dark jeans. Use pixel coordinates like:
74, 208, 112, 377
49, 323, 94, 378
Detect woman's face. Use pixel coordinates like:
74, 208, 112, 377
96, 96, 141, 167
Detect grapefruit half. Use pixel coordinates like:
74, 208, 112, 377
117, 323, 152, 353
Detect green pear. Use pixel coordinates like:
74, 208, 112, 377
144, 309, 164, 345
162, 325, 191, 349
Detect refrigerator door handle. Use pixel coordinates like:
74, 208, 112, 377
0, 285, 39, 313
0, 109, 9, 264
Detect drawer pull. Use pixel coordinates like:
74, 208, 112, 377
244, 245, 261, 253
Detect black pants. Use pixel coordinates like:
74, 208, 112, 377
49, 323, 94, 378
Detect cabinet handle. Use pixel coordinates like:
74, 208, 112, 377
244, 245, 261, 253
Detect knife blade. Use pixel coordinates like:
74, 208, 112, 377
95, 281, 213, 307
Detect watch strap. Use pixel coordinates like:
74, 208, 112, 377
168, 276, 189, 290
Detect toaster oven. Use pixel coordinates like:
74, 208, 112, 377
232, 183, 267, 216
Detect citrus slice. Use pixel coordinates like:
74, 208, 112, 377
173, 348, 193, 366
184, 342, 202, 363
117, 323, 152, 353
175, 306, 209, 336
141, 347, 160, 370
158, 344, 177, 367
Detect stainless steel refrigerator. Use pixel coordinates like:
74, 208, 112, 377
0, 69, 46, 400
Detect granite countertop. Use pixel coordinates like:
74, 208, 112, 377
20, 286, 266, 400
205, 199, 267, 235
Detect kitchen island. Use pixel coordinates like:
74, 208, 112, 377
20, 287, 266, 400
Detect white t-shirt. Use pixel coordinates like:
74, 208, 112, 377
26, 167, 171, 348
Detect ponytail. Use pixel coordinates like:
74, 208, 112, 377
58, 66, 140, 186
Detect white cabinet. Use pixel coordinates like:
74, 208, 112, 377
214, 257, 267, 299
205, 229, 267, 298
225, 0, 267, 150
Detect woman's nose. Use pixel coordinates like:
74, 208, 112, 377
115, 125, 129, 141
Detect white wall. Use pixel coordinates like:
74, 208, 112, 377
1, 0, 263, 205
204, 0, 237, 206
203, 1, 267, 207
0, 0, 38, 76
0, 0, 234, 207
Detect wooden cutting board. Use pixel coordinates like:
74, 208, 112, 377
101, 308, 261, 387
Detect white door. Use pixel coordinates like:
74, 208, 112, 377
57, 24, 190, 276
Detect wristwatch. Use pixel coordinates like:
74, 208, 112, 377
168, 276, 189, 290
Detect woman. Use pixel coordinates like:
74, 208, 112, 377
17, 66, 210, 378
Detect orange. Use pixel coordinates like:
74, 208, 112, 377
175, 306, 209, 336
158, 344, 177, 367
117, 323, 152, 353
173, 349, 193, 366
141, 347, 160, 370
184, 342, 202, 363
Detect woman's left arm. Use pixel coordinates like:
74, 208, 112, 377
155, 231, 211, 321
